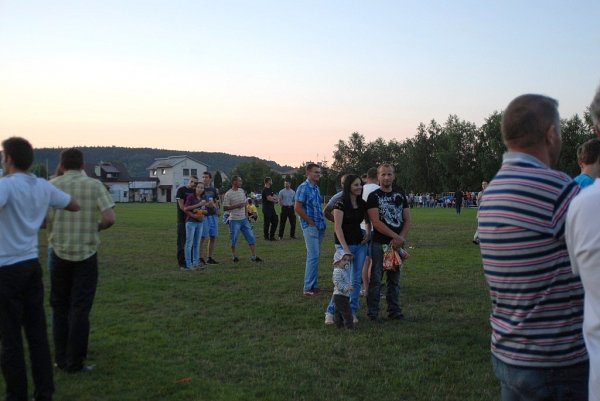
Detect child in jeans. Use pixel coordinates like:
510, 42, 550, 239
332, 251, 354, 329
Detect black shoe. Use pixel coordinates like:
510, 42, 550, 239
200, 258, 206, 265
252, 256, 263, 262
472, 239, 480, 245
232, 256, 239, 263
290, 236, 297, 239
66, 364, 96, 373
388, 313, 405, 321
206, 257, 219, 264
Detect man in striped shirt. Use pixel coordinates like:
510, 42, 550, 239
478, 94, 588, 401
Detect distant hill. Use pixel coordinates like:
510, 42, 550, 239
33, 146, 294, 177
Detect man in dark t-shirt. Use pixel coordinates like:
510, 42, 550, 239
366, 164, 411, 321
175, 176, 198, 269
261, 177, 279, 240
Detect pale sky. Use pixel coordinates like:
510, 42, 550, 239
1, 0, 598, 167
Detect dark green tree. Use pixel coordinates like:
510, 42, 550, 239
556, 114, 595, 177
213, 171, 223, 189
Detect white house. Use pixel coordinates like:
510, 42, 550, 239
83, 162, 131, 203
146, 156, 209, 202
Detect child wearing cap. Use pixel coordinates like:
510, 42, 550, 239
332, 251, 354, 329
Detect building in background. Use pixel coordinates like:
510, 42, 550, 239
146, 156, 209, 202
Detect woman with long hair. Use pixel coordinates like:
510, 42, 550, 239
324, 174, 371, 325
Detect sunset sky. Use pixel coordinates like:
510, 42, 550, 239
1, 0, 599, 167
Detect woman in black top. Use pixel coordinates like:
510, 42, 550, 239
325, 174, 371, 324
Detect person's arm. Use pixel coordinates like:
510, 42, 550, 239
184, 199, 207, 212
64, 197, 80, 212
177, 198, 186, 212
393, 208, 411, 248
294, 200, 315, 226
333, 208, 351, 254
222, 194, 245, 211
98, 207, 115, 231
361, 212, 371, 244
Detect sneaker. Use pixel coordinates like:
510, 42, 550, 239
290, 236, 297, 239
353, 315, 359, 324
472, 239, 480, 245
360, 289, 366, 297
206, 257, 219, 264
200, 258, 206, 265
303, 290, 315, 296
232, 256, 240, 263
312, 288, 322, 295
324, 313, 335, 325
251, 256, 263, 262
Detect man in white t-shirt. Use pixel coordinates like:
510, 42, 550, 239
0, 137, 79, 401
222, 176, 262, 263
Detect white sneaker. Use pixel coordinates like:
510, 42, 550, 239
353, 315, 359, 324
324, 313, 335, 325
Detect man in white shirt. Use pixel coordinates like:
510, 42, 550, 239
565, 86, 600, 401
0, 137, 79, 401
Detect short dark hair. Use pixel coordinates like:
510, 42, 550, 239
502, 94, 560, 148
264, 176, 272, 184
377, 163, 394, 174
305, 163, 320, 172
577, 138, 600, 164
203, 171, 212, 179
2, 137, 34, 171
367, 167, 378, 179
190, 175, 198, 181
60, 148, 84, 170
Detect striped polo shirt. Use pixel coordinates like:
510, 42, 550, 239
478, 152, 587, 368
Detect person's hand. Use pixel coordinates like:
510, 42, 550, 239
391, 235, 405, 249
360, 232, 370, 244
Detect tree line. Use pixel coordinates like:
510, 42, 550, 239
332, 110, 595, 193
221, 109, 594, 197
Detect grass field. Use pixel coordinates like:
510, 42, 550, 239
4, 204, 498, 401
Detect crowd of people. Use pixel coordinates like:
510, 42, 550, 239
2, 85, 600, 401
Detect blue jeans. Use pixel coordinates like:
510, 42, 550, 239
185, 220, 203, 267
326, 243, 367, 315
367, 241, 402, 319
229, 218, 256, 247
302, 226, 325, 291
492, 356, 588, 401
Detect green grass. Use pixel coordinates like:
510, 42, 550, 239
5, 204, 498, 401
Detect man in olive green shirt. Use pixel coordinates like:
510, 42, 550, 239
48, 148, 115, 373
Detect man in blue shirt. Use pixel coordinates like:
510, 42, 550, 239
294, 163, 326, 296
